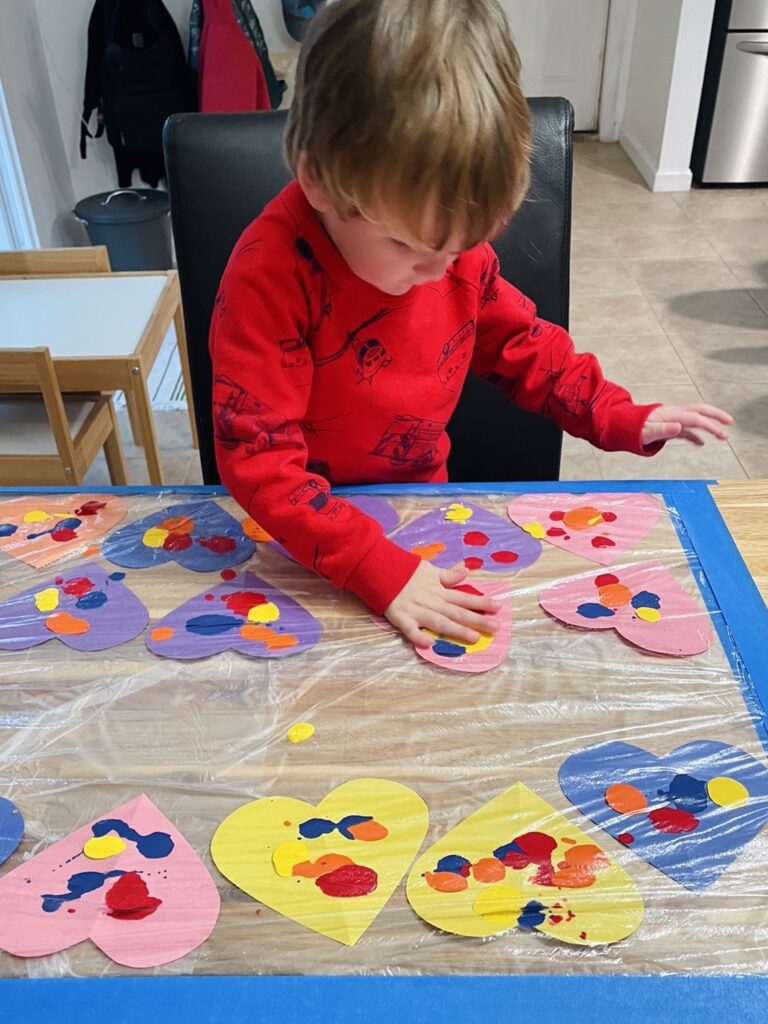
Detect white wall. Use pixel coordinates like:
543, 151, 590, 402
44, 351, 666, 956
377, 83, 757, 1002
618, 0, 715, 191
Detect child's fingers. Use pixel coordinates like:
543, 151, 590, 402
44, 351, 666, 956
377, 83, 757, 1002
438, 603, 497, 634
678, 411, 729, 439
443, 590, 501, 615
647, 420, 683, 443
678, 428, 706, 446
687, 403, 734, 424
439, 566, 467, 587
418, 611, 481, 646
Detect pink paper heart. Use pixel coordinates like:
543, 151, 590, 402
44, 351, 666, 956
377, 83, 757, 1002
416, 581, 512, 674
507, 493, 662, 564
539, 562, 712, 656
0, 495, 127, 568
0, 795, 220, 968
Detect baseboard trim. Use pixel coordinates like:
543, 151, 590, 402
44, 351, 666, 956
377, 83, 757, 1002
619, 128, 692, 192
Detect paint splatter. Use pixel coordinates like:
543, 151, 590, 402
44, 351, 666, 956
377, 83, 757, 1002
287, 722, 315, 744
41, 869, 125, 912
89, 818, 174, 858
707, 776, 749, 807
648, 807, 699, 834
314, 864, 377, 897
577, 602, 615, 619
0, 524, 19, 538
298, 815, 388, 842
605, 783, 647, 815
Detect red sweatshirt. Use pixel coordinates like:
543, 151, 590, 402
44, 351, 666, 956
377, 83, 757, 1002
210, 180, 660, 614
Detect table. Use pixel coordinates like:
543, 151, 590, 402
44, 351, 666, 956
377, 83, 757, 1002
0, 479, 766, 1021
711, 480, 768, 603
0, 272, 198, 485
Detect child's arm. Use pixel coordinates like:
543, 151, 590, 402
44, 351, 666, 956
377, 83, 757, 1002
471, 246, 730, 452
210, 233, 496, 644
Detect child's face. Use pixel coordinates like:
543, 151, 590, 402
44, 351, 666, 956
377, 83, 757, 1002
319, 204, 463, 296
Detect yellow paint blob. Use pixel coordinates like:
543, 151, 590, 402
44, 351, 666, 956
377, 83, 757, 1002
424, 629, 493, 654
287, 722, 315, 744
272, 840, 309, 877
635, 607, 661, 623
142, 526, 168, 548
472, 884, 524, 927
23, 510, 51, 524
83, 834, 127, 860
522, 520, 546, 540
707, 776, 749, 807
444, 503, 473, 524
34, 587, 59, 613
248, 601, 279, 624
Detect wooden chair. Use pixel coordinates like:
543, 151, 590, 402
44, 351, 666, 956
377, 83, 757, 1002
0, 348, 128, 486
0, 246, 111, 276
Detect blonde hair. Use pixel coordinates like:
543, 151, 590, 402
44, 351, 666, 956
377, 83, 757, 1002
285, 0, 531, 250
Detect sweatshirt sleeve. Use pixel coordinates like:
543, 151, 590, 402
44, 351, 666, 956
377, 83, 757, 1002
470, 245, 663, 456
210, 230, 420, 614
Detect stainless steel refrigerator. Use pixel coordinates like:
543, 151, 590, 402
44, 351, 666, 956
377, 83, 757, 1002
692, 0, 768, 185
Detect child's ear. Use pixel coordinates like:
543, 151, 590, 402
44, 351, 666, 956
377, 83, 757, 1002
296, 154, 334, 214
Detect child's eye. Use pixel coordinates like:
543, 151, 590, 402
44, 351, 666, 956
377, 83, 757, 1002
389, 238, 411, 250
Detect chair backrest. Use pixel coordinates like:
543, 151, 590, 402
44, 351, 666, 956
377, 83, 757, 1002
0, 348, 78, 469
0, 247, 111, 276
165, 97, 573, 484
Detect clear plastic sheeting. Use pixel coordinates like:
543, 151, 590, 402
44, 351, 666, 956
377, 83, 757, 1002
0, 488, 766, 978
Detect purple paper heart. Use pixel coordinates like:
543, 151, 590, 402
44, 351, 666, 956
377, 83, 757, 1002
0, 563, 148, 653
102, 501, 256, 572
146, 570, 321, 660
388, 502, 541, 573
559, 740, 768, 891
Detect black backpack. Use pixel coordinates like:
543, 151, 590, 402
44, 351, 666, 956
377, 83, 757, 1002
81, 0, 193, 187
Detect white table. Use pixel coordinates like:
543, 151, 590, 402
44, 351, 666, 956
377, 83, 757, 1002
0, 271, 198, 484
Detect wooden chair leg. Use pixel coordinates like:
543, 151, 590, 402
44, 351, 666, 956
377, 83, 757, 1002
174, 302, 199, 450
104, 401, 128, 485
125, 391, 144, 447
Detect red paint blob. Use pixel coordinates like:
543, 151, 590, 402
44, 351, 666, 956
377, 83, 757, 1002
198, 534, 237, 554
453, 584, 483, 597
204, 593, 214, 601
550, 915, 563, 924
463, 531, 490, 547
54, 578, 63, 586
67, 908, 76, 913
591, 536, 616, 549
221, 569, 237, 581
490, 550, 518, 564
314, 863, 378, 897
105, 872, 162, 920
649, 807, 699, 834
579, 931, 587, 940
549, 511, 565, 521
594, 573, 619, 587
464, 557, 484, 570
546, 527, 566, 537
516, 832, 558, 863
617, 832, 635, 845
75, 501, 106, 516
223, 590, 267, 617
163, 532, 193, 552
51, 528, 77, 543
62, 576, 95, 598
602, 512, 617, 522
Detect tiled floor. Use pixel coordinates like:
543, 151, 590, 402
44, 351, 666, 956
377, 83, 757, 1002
84, 137, 768, 487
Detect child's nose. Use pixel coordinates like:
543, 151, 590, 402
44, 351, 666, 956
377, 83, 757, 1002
414, 251, 452, 278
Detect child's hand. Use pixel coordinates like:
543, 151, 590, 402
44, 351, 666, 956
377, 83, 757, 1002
642, 404, 733, 447
384, 562, 501, 646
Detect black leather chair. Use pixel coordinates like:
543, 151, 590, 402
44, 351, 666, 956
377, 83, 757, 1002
164, 97, 573, 484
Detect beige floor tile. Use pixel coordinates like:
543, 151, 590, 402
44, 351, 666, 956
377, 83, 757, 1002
647, 288, 768, 336
666, 330, 768, 386
594, 439, 747, 481
727, 261, 768, 291
184, 457, 205, 485
575, 334, 691, 386
623, 257, 735, 302
558, 434, 603, 481
570, 259, 642, 299
750, 288, 768, 317
569, 293, 662, 338
724, 438, 768, 479
570, 227, 620, 261
608, 222, 718, 260
673, 188, 768, 224
698, 214, 768, 267
572, 194, 686, 233
693, 379, 768, 443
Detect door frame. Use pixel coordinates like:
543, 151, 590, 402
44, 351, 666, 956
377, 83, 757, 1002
599, 0, 638, 142
0, 76, 40, 250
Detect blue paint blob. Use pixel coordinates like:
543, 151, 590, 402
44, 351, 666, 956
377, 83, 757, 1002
337, 814, 373, 839
28, 517, 82, 540
0, 523, 18, 537
76, 590, 108, 610
631, 590, 661, 610
517, 899, 547, 929
435, 854, 472, 875
665, 773, 709, 814
108, 572, 126, 581
41, 869, 125, 912
185, 614, 241, 636
91, 818, 174, 858
576, 602, 615, 619
298, 817, 337, 840
492, 839, 524, 862
432, 639, 466, 657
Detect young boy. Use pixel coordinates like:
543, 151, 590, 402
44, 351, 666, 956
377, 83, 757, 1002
210, 0, 732, 648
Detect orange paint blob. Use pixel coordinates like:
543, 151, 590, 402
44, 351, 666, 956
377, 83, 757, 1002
240, 624, 274, 641
266, 633, 299, 650
605, 782, 647, 814
45, 612, 89, 636
292, 854, 353, 878
346, 819, 389, 842
411, 542, 447, 560
150, 627, 175, 642
598, 583, 633, 608
243, 517, 273, 542
471, 857, 506, 883
424, 871, 468, 893
550, 845, 609, 888
83, 545, 101, 557
562, 506, 604, 531
160, 515, 195, 535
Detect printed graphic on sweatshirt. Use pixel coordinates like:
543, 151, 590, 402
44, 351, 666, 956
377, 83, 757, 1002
479, 257, 499, 309
213, 375, 305, 455
314, 308, 395, 386
538, 340, 594, 420
437, 320, 475, 391
280, 338, 313, 388
295, 237, 333, 334
370, 415, 445, 469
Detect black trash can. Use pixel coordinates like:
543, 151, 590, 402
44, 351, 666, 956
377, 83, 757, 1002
74, 188, 172, 271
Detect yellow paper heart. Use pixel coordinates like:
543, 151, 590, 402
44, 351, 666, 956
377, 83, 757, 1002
407, 783, 643, 946
211, 778, 429, 945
